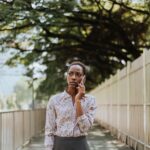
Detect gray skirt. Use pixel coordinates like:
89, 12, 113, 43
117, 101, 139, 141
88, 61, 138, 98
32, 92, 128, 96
53, 136, 90, 150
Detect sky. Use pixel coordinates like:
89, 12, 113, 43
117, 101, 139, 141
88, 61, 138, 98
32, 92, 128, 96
0, 49, 26, 96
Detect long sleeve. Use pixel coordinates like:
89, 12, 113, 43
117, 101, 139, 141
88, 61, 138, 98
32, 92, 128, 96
44, 97, 56, 150
77, 96, 96, 132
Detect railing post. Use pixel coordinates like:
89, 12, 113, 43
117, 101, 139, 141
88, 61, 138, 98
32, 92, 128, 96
0, 113, 2, 150
30, 110, 32, 141
13, 112, 15, 150
23, 111, 25, 145
110, 76, 113, 133
143, 49, 147, 150
117, 70, 120, 131
127, 61, 130, 140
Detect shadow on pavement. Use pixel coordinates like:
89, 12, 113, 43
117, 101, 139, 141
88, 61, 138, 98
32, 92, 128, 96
87, 123, 133, 150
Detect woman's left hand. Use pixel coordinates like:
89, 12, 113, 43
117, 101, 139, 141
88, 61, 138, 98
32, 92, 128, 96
75, 76, 85, 101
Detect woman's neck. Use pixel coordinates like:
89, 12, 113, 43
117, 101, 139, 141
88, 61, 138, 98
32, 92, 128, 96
66, 86, 77, 97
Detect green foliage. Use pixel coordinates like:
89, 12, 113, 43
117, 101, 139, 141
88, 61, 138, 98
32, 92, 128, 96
0, 0, 150, 100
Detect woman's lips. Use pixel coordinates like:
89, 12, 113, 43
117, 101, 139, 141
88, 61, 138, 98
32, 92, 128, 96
69, 82, 78, 87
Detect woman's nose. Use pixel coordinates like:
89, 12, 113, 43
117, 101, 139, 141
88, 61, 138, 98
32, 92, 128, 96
72, 74, 76, 79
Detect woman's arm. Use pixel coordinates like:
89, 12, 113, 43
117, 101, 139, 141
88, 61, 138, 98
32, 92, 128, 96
44, 97, 56, 150
76, 96, 96, 132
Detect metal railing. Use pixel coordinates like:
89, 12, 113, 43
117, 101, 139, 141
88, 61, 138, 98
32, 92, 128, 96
0, 108, 46, 150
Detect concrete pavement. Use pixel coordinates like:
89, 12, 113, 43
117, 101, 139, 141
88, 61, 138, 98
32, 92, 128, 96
21, 124, 132, 150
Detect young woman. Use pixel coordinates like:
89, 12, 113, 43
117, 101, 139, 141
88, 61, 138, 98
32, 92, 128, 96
45, 61, 96, 150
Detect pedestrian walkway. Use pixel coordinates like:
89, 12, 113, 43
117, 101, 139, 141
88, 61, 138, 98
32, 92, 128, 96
21, 123, 132, 150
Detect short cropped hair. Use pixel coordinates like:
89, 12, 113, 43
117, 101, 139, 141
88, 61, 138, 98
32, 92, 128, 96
68, 61, 86, 75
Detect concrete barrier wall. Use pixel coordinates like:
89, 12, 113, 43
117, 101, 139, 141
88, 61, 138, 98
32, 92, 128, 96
90, 50, 150, 150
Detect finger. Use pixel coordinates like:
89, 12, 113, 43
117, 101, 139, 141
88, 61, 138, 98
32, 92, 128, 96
81, 75, 85, 84
78, 83, 84, 88
76, 86, 79, 90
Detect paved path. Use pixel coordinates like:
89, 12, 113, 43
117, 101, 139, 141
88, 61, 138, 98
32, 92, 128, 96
22, 124, 132, 150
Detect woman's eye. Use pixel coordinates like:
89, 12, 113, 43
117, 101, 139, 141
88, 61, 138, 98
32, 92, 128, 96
76, 73, 81, 77
68, 72, 82, 77
68, 72, 73, 76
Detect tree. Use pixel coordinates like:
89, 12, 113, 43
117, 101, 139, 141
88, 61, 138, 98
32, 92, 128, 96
13, 78, 32, 108
0, 0, 150, 99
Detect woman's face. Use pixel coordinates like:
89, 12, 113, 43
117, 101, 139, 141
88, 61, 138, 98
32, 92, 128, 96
67, 65, 84, 88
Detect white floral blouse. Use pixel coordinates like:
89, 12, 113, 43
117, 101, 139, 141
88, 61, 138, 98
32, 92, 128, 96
44, 91, 96, 150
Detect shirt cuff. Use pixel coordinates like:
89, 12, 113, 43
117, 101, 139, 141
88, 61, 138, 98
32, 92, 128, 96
77, 114, 87, 123
45, 145, 53, 150
44, 135, 54, 150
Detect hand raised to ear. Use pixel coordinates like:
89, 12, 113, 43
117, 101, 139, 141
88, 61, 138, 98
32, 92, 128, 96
75, 75, 86, 100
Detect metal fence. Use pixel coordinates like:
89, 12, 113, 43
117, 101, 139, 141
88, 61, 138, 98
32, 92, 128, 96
0, 108, 46, 150
90, 50, 150, 150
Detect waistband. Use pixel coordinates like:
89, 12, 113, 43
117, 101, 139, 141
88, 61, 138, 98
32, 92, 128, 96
54, 135, 86, 141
